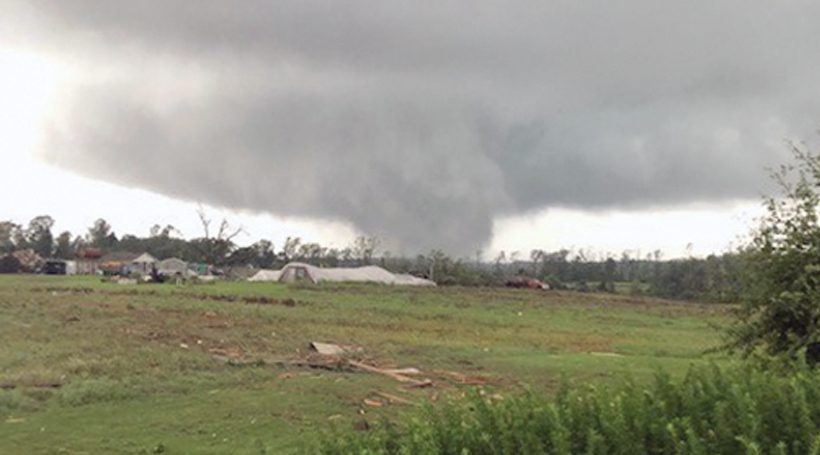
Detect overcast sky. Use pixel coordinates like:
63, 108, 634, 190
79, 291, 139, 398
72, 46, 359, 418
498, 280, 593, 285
3, 1, 818, 258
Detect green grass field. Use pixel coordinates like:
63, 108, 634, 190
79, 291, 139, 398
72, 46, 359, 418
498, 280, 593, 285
0, 275, 732, 454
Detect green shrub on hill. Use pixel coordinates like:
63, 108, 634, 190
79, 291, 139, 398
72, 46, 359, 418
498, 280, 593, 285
319, 364, 820, 455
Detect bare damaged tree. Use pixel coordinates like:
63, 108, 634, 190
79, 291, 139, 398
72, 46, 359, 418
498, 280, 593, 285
196, 205, 211, 239
193, 206, 245, 266
352, 236, 380, 265
196, 205, 244, 241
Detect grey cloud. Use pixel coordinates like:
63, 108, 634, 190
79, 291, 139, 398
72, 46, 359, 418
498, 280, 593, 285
9, 1, 820, 252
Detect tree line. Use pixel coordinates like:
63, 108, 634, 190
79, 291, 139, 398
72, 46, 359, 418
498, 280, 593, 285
0, 210, 750, 302
0, 214, 382, 270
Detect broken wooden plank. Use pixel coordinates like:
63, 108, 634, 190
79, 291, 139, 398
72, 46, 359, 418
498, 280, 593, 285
375, 391, 415, 405
310, 342, 346, 356
348, 360, 430, 386
382, 367, 421, 376
404, 379, 434, 389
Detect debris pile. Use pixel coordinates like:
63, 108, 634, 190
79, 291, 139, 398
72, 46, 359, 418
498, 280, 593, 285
210, 341, 489, 391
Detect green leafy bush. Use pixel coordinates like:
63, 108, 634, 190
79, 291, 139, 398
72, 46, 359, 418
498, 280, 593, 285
319, 365, 820, 454
727, 147, 820, 364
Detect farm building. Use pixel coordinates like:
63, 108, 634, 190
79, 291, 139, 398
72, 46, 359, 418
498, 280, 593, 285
75, 248, 103, 274
249, 262, 435, 286
99, 252, 158, 276
132, 253, 157, 275
100, 252, 139, 275
157, 258, 188, 276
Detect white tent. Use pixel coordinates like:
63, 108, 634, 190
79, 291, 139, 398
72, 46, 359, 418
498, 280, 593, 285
248, 262, 435, 286
131, 252, 157, 274
248, 269, 282, 282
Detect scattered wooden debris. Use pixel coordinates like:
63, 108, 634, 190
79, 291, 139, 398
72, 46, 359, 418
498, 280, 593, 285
363, 398, 383, 407
348, 360, 432, 388
382, 367, 421, 376
208, 347, 244, 359
309, 341, 364, 356
374, 391, 414, 405
590, 351, 624, 358
404, 379, 434, 389
435, 370, 488, 385
209, 341, 488, 390
310, 342, 347, 356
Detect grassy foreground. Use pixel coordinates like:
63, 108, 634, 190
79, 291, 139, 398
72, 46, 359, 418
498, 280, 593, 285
0, 275, 730, 454
322, 365, 820, 454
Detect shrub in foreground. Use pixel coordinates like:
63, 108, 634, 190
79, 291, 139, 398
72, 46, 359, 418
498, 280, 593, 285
320, 365, 820, 454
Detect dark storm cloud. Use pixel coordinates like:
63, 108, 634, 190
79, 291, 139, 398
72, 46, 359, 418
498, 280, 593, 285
8, 1, 820, 252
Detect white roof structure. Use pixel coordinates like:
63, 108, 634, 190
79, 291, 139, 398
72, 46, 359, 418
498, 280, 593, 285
158, 258, 188, 274
159, 257, 186, 266
248, 262, 435, 286
132, 253, 157, 264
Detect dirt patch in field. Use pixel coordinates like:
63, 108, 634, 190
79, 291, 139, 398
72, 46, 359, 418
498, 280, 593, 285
564, 336, 612, 353
118, 305, 258, 352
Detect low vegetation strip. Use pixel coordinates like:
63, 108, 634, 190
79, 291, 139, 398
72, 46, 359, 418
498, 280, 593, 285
30, 285, 304, 306
320, 364, 820, 455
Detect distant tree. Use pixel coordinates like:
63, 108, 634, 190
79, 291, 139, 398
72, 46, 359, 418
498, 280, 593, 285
71, 235, 86, 254
225, 245, 257, 267
26, 215, 55, 258
352, 236, 380, 265
280, 237, 302, 264
0, 254, 21, 273
493, 250, 506, 278
87, 218, 117, 251
324, 248, 340, 267
426, 249, 447, 282
599, 257, 617, 292
728, 144, 820, 365
150, 224, 180, 239
298, 242, 326, 265
530, 249, 546, 276
11, 223, 28, 250
191, 207, 244, 265
251, 240, 275, 268
227, 239, 276, 268
0, 221, 21, 254
54, 231, 73, 259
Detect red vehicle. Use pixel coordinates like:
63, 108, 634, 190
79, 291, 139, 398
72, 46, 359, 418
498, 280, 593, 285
505, 277, 550, 290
